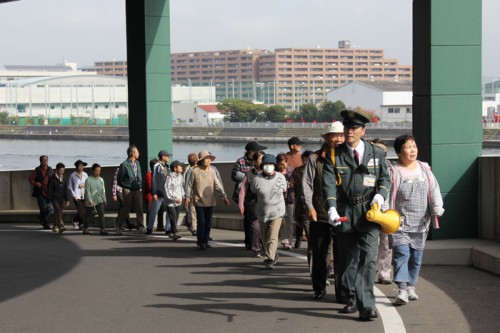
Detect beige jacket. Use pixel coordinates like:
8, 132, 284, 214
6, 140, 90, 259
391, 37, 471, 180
186, 166, 226, 207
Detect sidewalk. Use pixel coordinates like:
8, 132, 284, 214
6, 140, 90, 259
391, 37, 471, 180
1, 210, 499, 276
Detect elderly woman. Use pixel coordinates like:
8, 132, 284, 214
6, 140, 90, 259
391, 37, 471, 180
386, 135, 444, 305
185, 150, 229, 250
84, 163, 108, 236
251, 154, 287, 270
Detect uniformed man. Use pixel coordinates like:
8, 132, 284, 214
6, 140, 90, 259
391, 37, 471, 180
323, 110, 390, 321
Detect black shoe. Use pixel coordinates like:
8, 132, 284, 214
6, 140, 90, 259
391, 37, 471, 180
340, 300, 358, 313
146, 229, 152, 235
42, 225, 51, 230
100, 230, 109, 236
359, 307, 378, 321
205, 243, 212, 248
198, 244, 207, 250
294, 239, 301, 249
313, 289, 326, 300
191, 230, 197, 236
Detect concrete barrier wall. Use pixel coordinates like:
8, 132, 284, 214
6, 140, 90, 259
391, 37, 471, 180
4, 157, 500, 242
478, 157, 500, 241
0, 162, 240, 214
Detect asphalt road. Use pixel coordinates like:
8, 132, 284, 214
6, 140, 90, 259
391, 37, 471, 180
1, 224, 499, 333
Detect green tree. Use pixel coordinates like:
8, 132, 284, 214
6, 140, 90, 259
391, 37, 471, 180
264, 105, 287, 122
217, 99, 265, 122
318, 100, 346, 122
0, 111, 9, 124
298, 103, 318, 122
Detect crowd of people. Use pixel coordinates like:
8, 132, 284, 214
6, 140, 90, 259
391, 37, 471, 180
28, 109, 444, 321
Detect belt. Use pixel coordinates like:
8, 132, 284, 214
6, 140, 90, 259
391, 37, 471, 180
339, 193, 371, 206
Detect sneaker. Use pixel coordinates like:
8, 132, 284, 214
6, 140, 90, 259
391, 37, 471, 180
52, 226, 59, 233
283, 243, 292, 250
407, 286, 419, 301
172, 233, 182, 240
265, 260, 274, 270
168, 233, 174, 238
394, 289, 409, 305
115, 226, 123, 236
73, 221, 80, 229
59, 227, 66, 234
253, 251, 262, 258
378, 277, 392, 285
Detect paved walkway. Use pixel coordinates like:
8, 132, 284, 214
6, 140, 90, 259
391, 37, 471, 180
1, 223, 499, 333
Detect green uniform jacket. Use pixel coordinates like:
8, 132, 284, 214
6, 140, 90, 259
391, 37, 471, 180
323, 139, 390, 233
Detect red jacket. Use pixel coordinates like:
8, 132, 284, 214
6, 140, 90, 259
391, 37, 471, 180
144, 171, 153, 205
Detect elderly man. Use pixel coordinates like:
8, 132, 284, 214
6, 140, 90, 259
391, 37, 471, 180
302, 121, 345, 300
116, 144, 145, 235
323, 110, 391, 321
231, 140, 267, 250
28, 155, 54, 229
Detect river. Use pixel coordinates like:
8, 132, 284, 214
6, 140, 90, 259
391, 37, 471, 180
1, 138, 499, 171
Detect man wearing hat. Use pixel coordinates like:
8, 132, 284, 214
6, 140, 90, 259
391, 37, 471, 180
146, 150, 170, 235
303, 121, 345, 300
286, 136, 305, 170
322, 110, 391, 321
231, 140, 267, 250
68, 159, 89, 229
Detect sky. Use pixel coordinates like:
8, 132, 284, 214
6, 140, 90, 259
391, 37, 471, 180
0, 0, 498, 77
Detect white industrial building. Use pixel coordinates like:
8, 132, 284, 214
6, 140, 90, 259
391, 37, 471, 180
0, 74, 217, 125
326, 80, 413, 123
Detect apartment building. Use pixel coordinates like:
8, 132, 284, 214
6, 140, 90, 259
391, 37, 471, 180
171, 49, 267, 102
259, 45, 412, 110
88, 42, 411, 110
93, 60, 128, 78
170, 42, 412, 111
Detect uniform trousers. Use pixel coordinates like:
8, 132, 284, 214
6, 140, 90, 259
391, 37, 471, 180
337, 229, 379, 310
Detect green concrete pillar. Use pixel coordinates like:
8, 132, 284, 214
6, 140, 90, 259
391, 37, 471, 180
126, 0, 172, 171
413, 0, 482, 239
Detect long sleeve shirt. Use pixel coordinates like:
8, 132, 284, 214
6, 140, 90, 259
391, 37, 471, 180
68, 171, 88, 200
85, 176, 106, 207
185, 166, 226, 207
112, 167, 123, 196
165, 172, 185, 207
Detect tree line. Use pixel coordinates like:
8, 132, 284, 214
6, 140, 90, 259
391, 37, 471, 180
216, 99, 373, 123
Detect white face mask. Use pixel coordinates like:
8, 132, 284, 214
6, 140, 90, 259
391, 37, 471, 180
263, 164, 275, 174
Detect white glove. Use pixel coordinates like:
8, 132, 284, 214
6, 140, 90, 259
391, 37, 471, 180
434, 207, 445, 217
328, 207, 341, 227
370, 194, 384, 209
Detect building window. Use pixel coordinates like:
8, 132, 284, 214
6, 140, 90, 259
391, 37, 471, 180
388, 107, 400, 114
